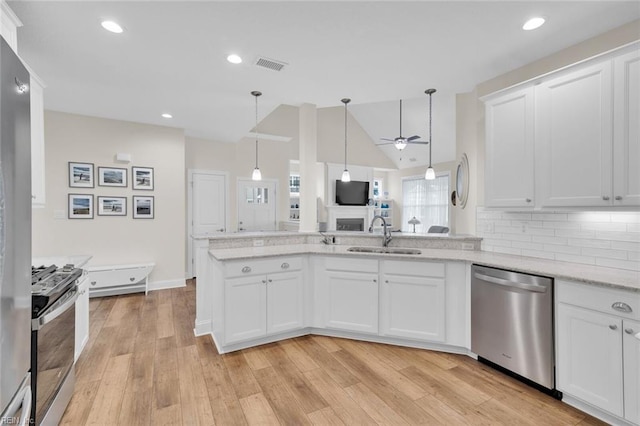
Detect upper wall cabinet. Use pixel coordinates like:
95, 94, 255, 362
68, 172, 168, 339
535, 61, 613, 207
484, 86, 535, 207
484, 43, 640, 209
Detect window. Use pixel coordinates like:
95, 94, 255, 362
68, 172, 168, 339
401, 173, 449, 233
289, 174, 300, 195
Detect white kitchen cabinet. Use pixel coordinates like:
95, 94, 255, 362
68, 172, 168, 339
1, 1, 21, 52
380, 260, 445, 342
75, 274, 89, 362
557, 303, 624, 417
321, 257, 379, 334
536, 61, 613, 207
484, 86, 535, 207
224, 258, 303, 345
556, 279, 640, 423
613, 49, 640, 206
623, 318, 640, 424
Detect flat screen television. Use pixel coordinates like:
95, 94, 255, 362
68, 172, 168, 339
335, 180, 370, 206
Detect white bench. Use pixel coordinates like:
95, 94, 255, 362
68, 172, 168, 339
85, 262, 155, 297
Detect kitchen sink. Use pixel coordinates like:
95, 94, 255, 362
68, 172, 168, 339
347, 247, 422, 255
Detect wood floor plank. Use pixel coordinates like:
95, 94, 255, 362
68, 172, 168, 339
413, 393, 472, 425
74, 325, 118, 384
156, 302, 176, 339
298, 337, 359, 388
307, 407, 346, 426
242, 346, 272, 371
311, 334, 342, 352
253, 366, 312, 425
343, 382, 411, 425
85, 353, 132, 425
176, 345, 215, 426
59, 380, 101, 426
239, 393, 280, 426
222, 350, 262, 399
117, 346, 155, 425
278, 338, 320, 372
151, 336, 182, 420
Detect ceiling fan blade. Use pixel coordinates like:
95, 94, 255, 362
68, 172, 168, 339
380, 138, 396, 142
408, 141, 429, 145
376, 141, 396, 146
407, 135, 421, 141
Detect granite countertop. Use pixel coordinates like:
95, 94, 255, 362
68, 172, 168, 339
209, 244, 640, 292
32, 255, 93, 269
193, 231, 482, 241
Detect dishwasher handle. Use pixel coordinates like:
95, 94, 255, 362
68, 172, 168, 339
473, 272, 548, 293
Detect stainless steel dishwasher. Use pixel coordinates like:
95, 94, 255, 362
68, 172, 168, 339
471, 264, 560, 398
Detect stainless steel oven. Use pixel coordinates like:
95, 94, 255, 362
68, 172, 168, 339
31, 266, 81, 425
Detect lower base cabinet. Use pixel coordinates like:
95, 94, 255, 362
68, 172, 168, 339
556, 279, 640, 424
224, 258, 303, 345
75, 275, 89, 361
380, 260, 445, 342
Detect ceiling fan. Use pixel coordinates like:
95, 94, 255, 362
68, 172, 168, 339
377, 99, 429, 151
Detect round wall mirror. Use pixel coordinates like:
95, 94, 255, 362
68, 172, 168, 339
456, 154, 469, 208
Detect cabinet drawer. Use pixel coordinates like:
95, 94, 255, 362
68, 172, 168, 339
87, 264, 153, 289
381, 259, 445, 278
324, 257, 378, 273
225, 256, 302, 278
556, 279, 640, 320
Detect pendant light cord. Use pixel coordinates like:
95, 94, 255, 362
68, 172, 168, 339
344, 101, 348, 170
428, 92, 432, 168
255, 93, 259, 169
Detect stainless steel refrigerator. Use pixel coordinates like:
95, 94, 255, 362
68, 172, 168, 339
0, 37, 33, 425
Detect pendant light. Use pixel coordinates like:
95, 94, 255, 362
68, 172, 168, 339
341, 98, 351, 182
251, 91, 262, 181
424, 88, 436, 180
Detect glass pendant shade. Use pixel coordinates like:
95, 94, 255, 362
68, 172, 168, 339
395, 140, 407, 151
425, 166, 435, 180
341, 169, 351, 182
252, 167, 262, 181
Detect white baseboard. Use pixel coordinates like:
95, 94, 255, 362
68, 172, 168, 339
148, 278, 186, 292
194, 319, 212, 337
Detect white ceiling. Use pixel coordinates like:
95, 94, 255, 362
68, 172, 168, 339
8, 1, 640, 169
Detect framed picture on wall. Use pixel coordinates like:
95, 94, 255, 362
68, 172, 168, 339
98, 167, 127, 187
133, 196, 154, 219
132, 166, 154, 190
68, 162, 94, 188
68, 194, 94, 219
97, 196, 126, 216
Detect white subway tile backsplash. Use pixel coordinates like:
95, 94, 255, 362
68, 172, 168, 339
476, 209, 640, 272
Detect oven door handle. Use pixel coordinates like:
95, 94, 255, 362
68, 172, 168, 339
32, 288, 78, 330
473, 272, 547, 293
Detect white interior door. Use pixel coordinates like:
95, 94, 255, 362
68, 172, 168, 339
193, 172, 227, 234
237, 179, 277, 231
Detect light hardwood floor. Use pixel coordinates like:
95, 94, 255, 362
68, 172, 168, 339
61, 279, 605, 425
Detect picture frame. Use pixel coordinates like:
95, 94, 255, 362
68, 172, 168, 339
132, 166, 154, 190
97, 196, 127, 216
68, 194, 94, 219
133, 196, 154, 219
98, 167, 127, 187
68, 162, 94, 188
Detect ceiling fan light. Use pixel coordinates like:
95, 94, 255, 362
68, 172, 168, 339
395, 140, 407, 151
523, 17, 545, 31
252, 167, 262, 181
341, 169, 351, 182
425, 167, 436, 180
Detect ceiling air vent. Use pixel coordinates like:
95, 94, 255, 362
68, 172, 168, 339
255, 56, 287, 72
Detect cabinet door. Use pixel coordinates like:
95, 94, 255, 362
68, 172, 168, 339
267, 271, 303, 335
380, 273, 445, 342
324, 270, 378, 334
485, 86, 535, 207
224, 275, 266, 344
557, 303, 623, 416
536, 61, 613, 207
75, 276, 89, 362
613, 49, 640, 206
623, 318, 640, 424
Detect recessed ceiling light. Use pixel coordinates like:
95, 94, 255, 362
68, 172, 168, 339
227, 54, 242, 64
161, 113, 173, 119
101, 20, 124, 34
523, 17, 546, 31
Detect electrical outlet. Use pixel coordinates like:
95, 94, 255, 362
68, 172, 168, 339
253, 240, 264, 247
462, 243, 474, 250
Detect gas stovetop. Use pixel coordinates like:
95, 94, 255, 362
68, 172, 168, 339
31, 264, 82, 316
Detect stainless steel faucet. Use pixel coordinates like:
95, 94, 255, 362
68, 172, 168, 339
370, 215, 392, 247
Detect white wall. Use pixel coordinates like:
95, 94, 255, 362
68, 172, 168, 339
33, 111, 186, 286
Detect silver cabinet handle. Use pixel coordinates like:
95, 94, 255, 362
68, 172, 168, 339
609, 324, 618, 330
217, 228, 225, 232
242, 266, 252, 273
625, 328, 635, 335
268, 279, 272, 283
385, 280, 389, 283
615, 196, 623, 201
373, 279, 377, 283
602, 196, 610, 201
611, 302, 632, 313
281, 262, 290, 269
525, 198, 532, 203
262, 279, 267, 284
